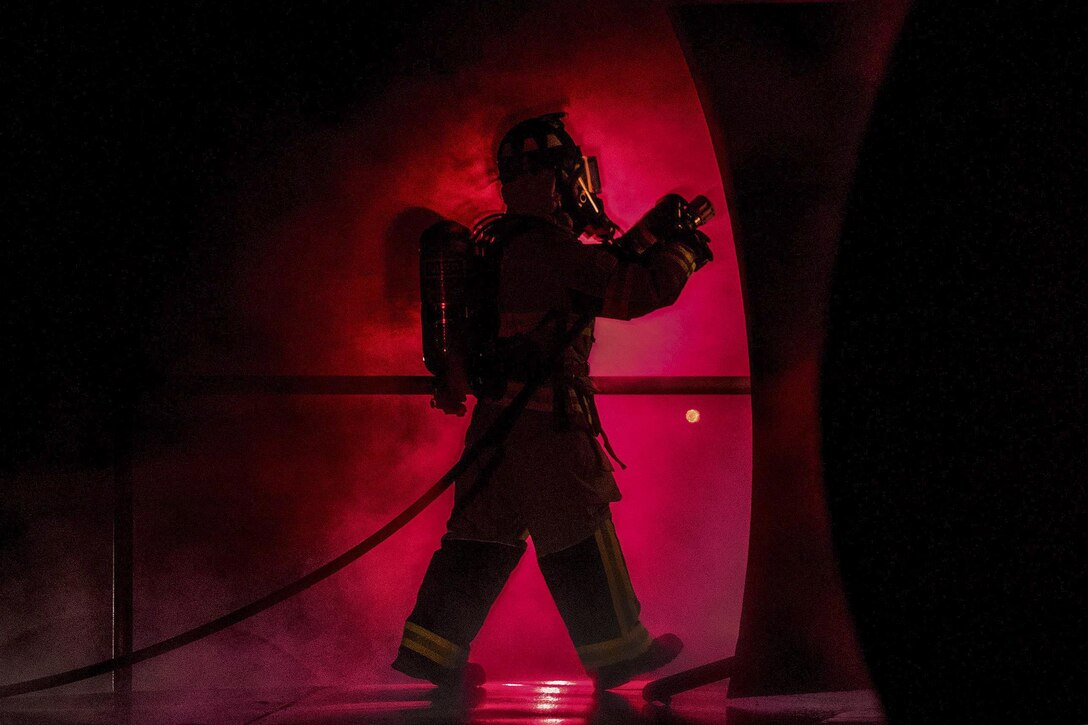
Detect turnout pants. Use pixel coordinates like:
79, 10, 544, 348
395, 519, 652, 676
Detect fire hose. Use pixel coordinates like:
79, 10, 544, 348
0, 316, 592, 699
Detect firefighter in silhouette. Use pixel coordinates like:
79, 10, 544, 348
396, 113, 714, 690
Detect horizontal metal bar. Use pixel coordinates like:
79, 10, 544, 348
593, 376, 750, 395
173, 375, 751, 396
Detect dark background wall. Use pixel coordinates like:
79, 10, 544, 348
821, 3, 1087, 722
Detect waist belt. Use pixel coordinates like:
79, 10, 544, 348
486, 381, 557, 413
483, 378, 627, 470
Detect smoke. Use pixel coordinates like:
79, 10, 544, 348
3, 0, 751, 691
0, 471, 113, 694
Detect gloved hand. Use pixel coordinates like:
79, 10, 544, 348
647, 194, 715, 237
613, 194, 715, 257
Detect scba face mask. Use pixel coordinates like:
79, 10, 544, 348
557, 154, 616, 241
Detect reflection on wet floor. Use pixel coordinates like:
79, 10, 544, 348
0, 679, 729, 724
244, 679, 730, 724
0, 680, 884, 723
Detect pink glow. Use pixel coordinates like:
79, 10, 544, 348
145, 1, 751, 688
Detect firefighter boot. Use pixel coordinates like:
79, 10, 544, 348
393, 537, 525, 688
392, 651, 486, 690
593, 633, 684, 690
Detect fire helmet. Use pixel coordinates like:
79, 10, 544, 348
496, 112, 615, 239
496, 112, 582, 183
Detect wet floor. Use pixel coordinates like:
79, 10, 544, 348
0, 680, 883, 724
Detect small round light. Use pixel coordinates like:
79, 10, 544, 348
685, 409, 701, 423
